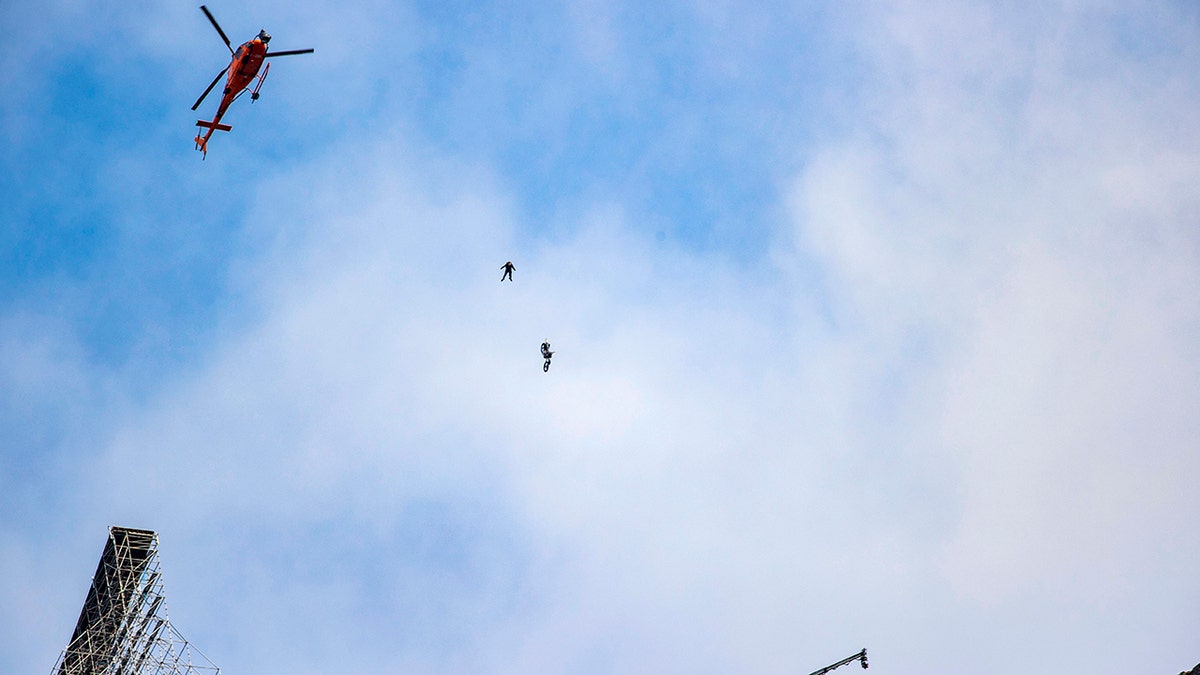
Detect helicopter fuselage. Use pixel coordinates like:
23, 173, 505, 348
195, 37, 268, 151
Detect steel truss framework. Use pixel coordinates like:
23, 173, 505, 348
52, 526, 220, 675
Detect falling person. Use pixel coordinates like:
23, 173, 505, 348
541, 340, 554, 372
501, 261, 515, 282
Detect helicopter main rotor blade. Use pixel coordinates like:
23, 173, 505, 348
192, 66, 229, 111
200, 5, 233, 53
264, 48, 315, 58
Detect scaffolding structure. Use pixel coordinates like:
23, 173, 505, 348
51, 526, 220, 675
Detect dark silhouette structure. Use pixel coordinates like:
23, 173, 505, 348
808, 649, 867, 675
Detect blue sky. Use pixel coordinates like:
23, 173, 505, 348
2, 1, 1199, 673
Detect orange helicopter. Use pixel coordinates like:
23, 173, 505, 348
191, 5, 313, 158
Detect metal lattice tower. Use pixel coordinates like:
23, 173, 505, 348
51, 526, 220, 675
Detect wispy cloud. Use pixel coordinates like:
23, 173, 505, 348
3, 1, 1198, 674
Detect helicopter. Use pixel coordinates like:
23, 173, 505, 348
191, 5, 313, 157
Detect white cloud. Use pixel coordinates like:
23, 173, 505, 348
58, 126, 893, 672
7, 2, 1200, 674
784, 0, 1200, 669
